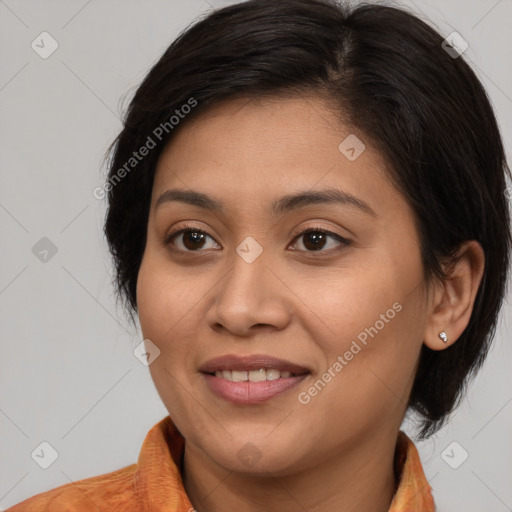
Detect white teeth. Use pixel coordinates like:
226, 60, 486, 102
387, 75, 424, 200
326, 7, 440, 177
213, 369, 295, 381
231, 370, 248, 382
249, 369, 267, 382
266, 369, 280, 381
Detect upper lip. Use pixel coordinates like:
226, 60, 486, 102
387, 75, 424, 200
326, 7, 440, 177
199, 354, 310, 375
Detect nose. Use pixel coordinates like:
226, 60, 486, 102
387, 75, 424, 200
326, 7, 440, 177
206, 246, 291, 337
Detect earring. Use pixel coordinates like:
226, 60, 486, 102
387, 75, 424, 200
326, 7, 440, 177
438, 331, 448, 344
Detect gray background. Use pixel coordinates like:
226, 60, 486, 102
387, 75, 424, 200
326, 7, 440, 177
1, 0, 511, 510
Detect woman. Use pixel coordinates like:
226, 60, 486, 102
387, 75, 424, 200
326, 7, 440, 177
7, 0, 510, 510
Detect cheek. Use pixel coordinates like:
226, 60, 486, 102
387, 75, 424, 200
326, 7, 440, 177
137, 252, 193, 338
290, 262, 402, 350
136, 252, 215, 386
136, 255, 185, 356
299, 258, 425, 398
136, 256, 197, 414
136, 258, 162, 339
299, 297, 424, 439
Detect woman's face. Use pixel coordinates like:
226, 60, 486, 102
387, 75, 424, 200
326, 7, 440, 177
137, 95, 431, 475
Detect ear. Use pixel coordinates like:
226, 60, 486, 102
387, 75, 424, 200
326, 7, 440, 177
423, 240, 485, 351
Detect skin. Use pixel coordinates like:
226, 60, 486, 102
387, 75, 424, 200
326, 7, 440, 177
136, 95, 485, 512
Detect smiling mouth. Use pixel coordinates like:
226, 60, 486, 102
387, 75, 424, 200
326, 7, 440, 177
205, 368, 308, 382
202, 370, 310, 404
199, 354, 311, 403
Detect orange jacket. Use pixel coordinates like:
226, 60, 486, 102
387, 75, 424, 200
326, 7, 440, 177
6, 416, 435, 511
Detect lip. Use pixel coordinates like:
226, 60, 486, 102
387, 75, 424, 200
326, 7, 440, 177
202, 373, 309, 404
198, 354, 310, 375
199, 354, 311, 404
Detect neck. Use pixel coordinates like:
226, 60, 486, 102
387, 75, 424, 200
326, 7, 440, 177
182, 428, 399, 512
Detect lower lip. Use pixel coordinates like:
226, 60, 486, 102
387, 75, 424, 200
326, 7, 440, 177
202, 373, 309, 404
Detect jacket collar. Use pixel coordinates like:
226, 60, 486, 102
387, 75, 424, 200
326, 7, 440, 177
134, 416, 434, 511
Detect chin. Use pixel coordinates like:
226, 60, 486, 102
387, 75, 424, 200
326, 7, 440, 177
202, 437, 305, 476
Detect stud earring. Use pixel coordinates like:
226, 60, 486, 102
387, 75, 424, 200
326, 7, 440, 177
438, 331, 448, 344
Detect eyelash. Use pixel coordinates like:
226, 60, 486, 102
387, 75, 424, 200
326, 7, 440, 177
164, 223, 351, 255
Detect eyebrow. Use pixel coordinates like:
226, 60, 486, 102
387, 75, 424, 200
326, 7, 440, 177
155, 188, 377, 217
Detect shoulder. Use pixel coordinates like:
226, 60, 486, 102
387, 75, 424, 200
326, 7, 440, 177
6, 463, 138, 511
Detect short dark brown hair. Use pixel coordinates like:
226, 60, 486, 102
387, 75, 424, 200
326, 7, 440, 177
103, 0, 511, 439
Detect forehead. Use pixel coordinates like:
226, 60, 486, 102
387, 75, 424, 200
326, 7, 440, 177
158, 95, 348, 162
152, 95, 393, 215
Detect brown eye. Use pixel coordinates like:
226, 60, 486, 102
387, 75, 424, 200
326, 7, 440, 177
165, 228, 220, 252
164, 225, 350, 255
291, 228, 350, 253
